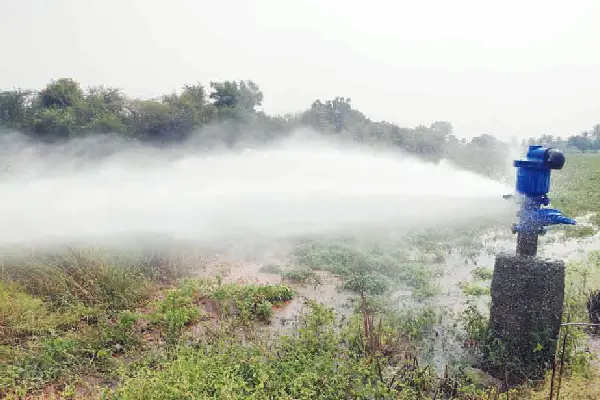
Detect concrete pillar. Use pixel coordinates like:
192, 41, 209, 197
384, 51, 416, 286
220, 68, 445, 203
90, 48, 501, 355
487, 253, 565, 381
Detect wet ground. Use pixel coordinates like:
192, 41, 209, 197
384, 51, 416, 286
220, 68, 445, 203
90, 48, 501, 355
184, 215, 600, 375
194, 257, 354, 334
191, 217, 600, 327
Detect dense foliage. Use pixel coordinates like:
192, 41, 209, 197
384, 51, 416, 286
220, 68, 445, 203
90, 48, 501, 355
0, 78, 520, 178
2, 79, 596, 174
0, 79, 442, 149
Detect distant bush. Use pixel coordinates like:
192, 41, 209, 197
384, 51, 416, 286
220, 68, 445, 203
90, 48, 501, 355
259, 263, 283, 275
281, 267, 322, 285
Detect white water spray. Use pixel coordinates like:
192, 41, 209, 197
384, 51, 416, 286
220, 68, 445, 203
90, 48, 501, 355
0, 129, 514, 246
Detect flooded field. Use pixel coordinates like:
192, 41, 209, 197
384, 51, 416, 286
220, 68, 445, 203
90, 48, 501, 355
165, 212, 599, 379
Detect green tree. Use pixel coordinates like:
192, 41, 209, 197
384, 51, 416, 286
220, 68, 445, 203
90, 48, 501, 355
128, 100, 174, 140
0, 89, 34, 129
81, 86, 128, 133
209, 80, 263, 117
301, 97, 368, 134
39, 78, 84, 109
568, 132, 593, 152
163, 83, 211, 133
32, 107, 79, 138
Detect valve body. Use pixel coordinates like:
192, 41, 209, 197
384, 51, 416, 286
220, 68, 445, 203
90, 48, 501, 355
510, 145, 575, 256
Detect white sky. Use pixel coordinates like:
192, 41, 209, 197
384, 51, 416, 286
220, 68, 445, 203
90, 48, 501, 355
1, 0, 599, 139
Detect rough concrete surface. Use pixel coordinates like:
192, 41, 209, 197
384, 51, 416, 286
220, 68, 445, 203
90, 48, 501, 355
488, 252, 565, 380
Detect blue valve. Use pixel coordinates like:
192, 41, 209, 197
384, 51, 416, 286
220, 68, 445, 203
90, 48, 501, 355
512, 206, 576, 234
507, 145, 576, 256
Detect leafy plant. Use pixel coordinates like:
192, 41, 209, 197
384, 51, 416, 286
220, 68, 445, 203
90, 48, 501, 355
458, 281, 490, 297
282, 267, 322, 285
150, 287, 201, 347
212, 283, 294, 323
471, 266, 493, 281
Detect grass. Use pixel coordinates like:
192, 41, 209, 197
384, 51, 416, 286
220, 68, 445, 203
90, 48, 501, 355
0, 247, 449, 399
0, 312, 142, 397
112, 301, 448, 400
1, 249, 166, 311
0, 281, 83, 343
292, 239, 441, 299
458, 281, 490, 297
0, 242, 598, 399
281, 267, 322, 286
455, 268, 493, 298
0, 256, 296, 399
471, 266, 493, 282
552, 153, 600, 231
510, 371, 600, 399
0, 242, 452, 398
258, 263, 323, 286
0, 250, 176, 398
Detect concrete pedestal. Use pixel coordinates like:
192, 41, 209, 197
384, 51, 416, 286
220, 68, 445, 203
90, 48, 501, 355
487, 253, 565, 381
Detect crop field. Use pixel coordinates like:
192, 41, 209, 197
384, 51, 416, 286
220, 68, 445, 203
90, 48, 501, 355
1, 153, 600, 399
552, 153, 600, 235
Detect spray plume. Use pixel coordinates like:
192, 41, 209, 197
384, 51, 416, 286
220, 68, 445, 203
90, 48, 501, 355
0, 128, 515, 247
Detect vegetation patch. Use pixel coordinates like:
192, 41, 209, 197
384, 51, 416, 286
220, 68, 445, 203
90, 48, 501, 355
458, 281, 490, 297
258, 263, 284, 275
112, 301, 463, 400
292, 240, 441, 299
552, 153, 600, 230
1, 250, 162, 311
471, 266, 493, 282
281, 266, 322, 286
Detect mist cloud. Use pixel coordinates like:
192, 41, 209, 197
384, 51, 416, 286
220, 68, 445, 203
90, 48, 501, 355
0, 128, 515, 247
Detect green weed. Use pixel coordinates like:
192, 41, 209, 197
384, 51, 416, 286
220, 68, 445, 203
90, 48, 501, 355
281, 266, 322, 285
458, 281, 491, 297
471, 266, 493, 281
258, 263, 283, 275
212, 283, 294, 323
0, 324, 133, 397
293, 240, 441, 300
0, 281, 85, 344
150, 287, 201, 348
2, 251, 159, 311
112, 301, 446, 400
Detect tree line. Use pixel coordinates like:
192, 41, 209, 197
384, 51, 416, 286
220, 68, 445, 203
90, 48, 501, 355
0, 78, 592, 177
0, 78, 456, 152
524, 126, 600, 153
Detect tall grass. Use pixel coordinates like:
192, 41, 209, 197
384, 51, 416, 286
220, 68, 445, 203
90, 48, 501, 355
1, 247, 190, 310
0, 246, 196, 397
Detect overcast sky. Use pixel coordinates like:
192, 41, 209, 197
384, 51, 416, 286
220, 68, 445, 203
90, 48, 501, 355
1, 0, 599, 139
